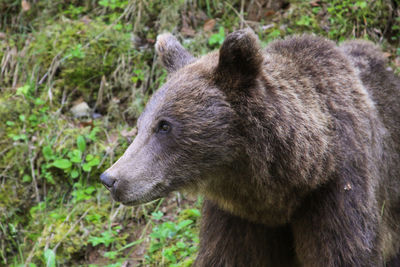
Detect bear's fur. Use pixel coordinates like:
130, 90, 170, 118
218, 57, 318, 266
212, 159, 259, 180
101, 29, 400, 266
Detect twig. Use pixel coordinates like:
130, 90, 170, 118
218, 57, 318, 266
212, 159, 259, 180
110, 203, 125, 222
127, 199, 165, 257
38, 52, 61, 85
29, 146, 40, 202
47, 53, 62, 104
93, 75, 106, 111
12, 61, 19, 88
0, 164, 14, 181
0, 145, 12, 158
240, 0, 245, 29
24, 224, 52, 266
53, 207, 93, 252
225, 1, 250, 29
133, 1, 143, 33
82, 3, 134, 51
144, 51, 157, 94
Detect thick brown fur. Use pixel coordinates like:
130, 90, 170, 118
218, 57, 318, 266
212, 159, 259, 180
101, 30, 400, 266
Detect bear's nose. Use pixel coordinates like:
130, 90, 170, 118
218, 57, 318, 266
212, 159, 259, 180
100, 172, 116, 189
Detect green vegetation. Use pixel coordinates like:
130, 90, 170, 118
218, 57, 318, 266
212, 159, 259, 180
0, 0, 398, 266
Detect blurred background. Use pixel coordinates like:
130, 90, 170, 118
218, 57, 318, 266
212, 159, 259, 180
0, 0, 399, 266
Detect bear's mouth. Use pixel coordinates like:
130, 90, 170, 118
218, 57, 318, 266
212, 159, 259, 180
119, 193, 166, 206
110, 183, 171, 206
120, 197, 161, 206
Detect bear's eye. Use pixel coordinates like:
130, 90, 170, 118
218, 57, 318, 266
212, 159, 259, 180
157, 121, 171, 134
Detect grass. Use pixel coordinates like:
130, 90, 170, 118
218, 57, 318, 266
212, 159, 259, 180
0, 0, 399, 266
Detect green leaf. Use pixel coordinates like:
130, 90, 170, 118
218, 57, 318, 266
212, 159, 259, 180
104, 251, 118, 259
88, 231, 115, 247
82, 163, 91, 172
355, 1, 367, 8
42, 146, 53, 161
151, 211, 164, 220
88, 157, 100, 167
86, 213, 102, 223
44, 172, 55, 184
52, 159, 72, 169
16, 84, 31, 96
77, 135, 86, 152
67, 44, 85, 59
34, 98, 45, 105
28, 114, 38, 122
267, 29, 281, 39
85, 186, 96, 195
44, 249, 56, 267
113, 23, 123, 31
71, 169, 79, 179
49, 211, 65, 220
176, 241, 186, 249
99, 0, 109, 8
177, 219, 193, 230
88, 127, 100, 141
23, 174, 31, 183
6, 121, 15, 126
12, 134, 27, 141
183, 208, 201, 218
208, 26, 225, 46
69, 149, 82, 163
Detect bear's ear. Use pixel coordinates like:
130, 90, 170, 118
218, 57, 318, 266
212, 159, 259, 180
215, 29, 263, 90
155, 33, 194, 73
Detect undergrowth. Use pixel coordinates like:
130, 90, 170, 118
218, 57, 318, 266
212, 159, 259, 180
0, 0, 399, 266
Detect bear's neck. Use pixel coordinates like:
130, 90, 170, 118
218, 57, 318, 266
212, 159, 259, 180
200, 158, 308, 226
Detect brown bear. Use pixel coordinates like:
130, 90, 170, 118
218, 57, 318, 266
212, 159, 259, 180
100, 29, 400, 266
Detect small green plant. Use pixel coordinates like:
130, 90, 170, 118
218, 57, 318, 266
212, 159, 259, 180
71, 183, 96, 202
88, 227, 121, 247
1, 81, 110, 265
326, 0, 390, 40
296, 15, 312, 27
44, 249, 56, 267
131, 69, 145, 83
43, 129, 101, 185
265, 29, 281, 43
391, 17, 400, 41
144, 208, 200, 266
98, 0, 128, 10
66, 44, 85, 60
64, 4, 86, 19
208, 26, 225, 47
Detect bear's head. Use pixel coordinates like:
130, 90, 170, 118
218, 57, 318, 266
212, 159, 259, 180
100, 29, 264, 205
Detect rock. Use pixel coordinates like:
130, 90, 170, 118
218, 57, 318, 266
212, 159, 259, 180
70, 102, 91, 118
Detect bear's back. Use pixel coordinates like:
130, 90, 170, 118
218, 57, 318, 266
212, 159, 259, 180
264, 35, 400, 259
340, 40, 400, 151
263, 35, 381, 158
340, 41, 400, 257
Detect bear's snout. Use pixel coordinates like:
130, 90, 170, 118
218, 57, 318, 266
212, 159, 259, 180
100, 172, 116, 190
